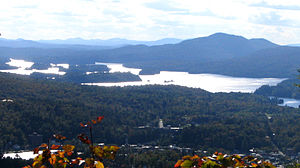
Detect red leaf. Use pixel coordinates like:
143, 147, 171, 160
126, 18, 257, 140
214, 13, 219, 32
67, 151, 73, 156
77, 134, 91, 144
33, 147, 40, 154
97, 116, 104, 123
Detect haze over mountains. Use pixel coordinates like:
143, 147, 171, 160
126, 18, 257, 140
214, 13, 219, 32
38, 37, 182, 47
0, 37, 182, 49
0, 32, 299, 78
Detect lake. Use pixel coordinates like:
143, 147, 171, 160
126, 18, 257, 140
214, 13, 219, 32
83, 63, 286, 93
0, 59, 287, 93
0, 58, 67, 75
278, 98, 300, 108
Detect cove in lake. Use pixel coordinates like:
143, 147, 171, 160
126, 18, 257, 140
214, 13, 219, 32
0, 58, 67, 75
83, 63, 286, 93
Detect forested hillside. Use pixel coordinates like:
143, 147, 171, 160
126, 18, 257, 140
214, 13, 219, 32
255, 78, 300, 99
0, 72, 299, 154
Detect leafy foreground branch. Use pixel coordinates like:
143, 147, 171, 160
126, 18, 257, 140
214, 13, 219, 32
23, 116, 119, 168
174, 152, 275, 168
23, 115, 276, 168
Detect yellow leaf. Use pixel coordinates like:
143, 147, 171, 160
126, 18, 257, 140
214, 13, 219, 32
95, 161, 104, 168
180, 160, 193, 168
62, 144, 75, 153
110, 145, 120, 152
32, 160, 42, 168
58, 151, 65, 158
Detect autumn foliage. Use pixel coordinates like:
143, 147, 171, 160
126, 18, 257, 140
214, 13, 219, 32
174, 152, 275, 168
24, 116, 119, 168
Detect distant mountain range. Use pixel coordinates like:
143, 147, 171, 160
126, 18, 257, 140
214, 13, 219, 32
0, 37, 182, 49
0, 38, 113, 50
288, 43, 300, 47
38, 38, 182, 46
0, 33, 299, 78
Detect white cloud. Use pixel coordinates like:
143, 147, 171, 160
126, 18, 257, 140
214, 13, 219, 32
0, 0, 300, 44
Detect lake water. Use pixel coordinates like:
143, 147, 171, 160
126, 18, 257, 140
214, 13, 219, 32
0, 59, 287, 93
96, 62, 142, 75
278, 98, 300, 108
3, 150, 58, 160
83, 63, 286, 93
3, 151, 39, 160
0, 58, 67, 75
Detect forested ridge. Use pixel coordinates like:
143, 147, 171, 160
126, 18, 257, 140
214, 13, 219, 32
0, 72, 300, 154
255, 78, 300, 99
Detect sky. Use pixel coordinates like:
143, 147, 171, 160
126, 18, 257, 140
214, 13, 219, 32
1, 0, 300, 44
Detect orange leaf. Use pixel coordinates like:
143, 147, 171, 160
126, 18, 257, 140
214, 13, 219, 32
49, 154, 56, 165
191, 155, 200, 160
22, 166, 31, 168
251, 163, 258, 167
58, 151, 65, 158
40, 144, 48, 148
174, 160, 183, 168
80, 123, 87, 127
92, 120, 97, 124
51, 144, 61, 150
53, 134, 66, 140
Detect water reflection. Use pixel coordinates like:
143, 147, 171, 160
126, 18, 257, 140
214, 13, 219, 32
84, 63, 286, 93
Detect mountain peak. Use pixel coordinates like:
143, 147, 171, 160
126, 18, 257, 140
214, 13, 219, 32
207, 32, 246, 40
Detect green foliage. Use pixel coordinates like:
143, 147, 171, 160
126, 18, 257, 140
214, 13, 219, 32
0, 72, 300, 154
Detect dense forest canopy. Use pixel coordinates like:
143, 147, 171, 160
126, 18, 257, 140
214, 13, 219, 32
0, 72, 299, 154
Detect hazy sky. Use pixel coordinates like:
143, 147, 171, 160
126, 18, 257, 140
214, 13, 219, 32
1, 0, 300, 44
